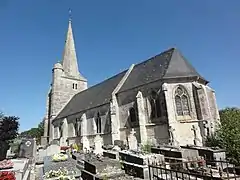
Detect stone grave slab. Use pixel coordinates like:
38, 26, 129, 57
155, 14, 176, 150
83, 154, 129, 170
103, 150, 119, 160
151, 145, 199, 159
43, 155, 81, 178
119, 150, 164, 179
72, 152, 86, 170
181, 145, 226, 167
81, 156, 124, 180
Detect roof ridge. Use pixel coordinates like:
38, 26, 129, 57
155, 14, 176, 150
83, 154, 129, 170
133, 47, 175, 68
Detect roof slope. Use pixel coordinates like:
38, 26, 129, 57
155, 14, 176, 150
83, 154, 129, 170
55, 47, 206, 120
56, 70, 127, 119
119, 48, 206, 92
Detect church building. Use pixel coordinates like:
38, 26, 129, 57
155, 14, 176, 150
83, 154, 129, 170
41, 19, 220, 149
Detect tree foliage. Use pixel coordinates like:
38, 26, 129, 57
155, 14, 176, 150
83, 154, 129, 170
0, 115, 19, 142
206, 107, 240, 165
19, 120, 44, 144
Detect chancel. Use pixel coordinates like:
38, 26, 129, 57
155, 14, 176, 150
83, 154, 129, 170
41, 18, 221, 149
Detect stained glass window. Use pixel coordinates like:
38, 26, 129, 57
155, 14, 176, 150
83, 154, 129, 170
175, 86, 190, 116
175, 95, 183, 115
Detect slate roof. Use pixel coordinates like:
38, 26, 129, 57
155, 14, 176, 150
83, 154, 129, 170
118, 48, 207, 92
55, 70, 127, 120
55, 47, 206, 120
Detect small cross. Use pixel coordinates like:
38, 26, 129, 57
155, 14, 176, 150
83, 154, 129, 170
69, 9, 72, 21
130, 128, 136, 135
191, 125, 197, 137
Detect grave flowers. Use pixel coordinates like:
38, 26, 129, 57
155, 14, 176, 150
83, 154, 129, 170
52, 153, 68, 162
43, 167, 76, 180
0, 171, 16, 180
70, 143, 79, 153
0, 159, 14, 170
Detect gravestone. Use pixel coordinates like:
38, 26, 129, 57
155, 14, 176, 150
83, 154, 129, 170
60, 137, 67, 146
128, 129, 137, 150
18, 138, 36, 159
46, 144, 60, 156
94, 134, 103, 155
82, 136, 90, 153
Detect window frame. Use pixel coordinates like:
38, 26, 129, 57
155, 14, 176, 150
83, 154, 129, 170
174, 86, 191, 119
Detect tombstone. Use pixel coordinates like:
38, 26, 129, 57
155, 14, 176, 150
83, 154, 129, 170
18, 138, 36, 159
59, 137, 67, 146
81, 136, 90, 153
191, 125, 201, 146
94, 134, 103, 155
128, 129, 138, 150
46, 144, 60, 156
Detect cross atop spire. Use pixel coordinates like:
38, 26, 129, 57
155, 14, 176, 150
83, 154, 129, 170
69, 9, 72, 22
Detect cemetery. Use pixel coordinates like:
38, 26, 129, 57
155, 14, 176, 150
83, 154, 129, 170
1, 123, 240, 180
1, 116, 240, 180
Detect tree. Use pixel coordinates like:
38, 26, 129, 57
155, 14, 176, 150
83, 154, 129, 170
0, 115, 19, 160
0, 116, 19, 142
206, 107, 240, 165
19, 120, 44, 144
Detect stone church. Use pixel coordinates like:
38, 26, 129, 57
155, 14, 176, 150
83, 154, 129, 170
41, 19, 220, 149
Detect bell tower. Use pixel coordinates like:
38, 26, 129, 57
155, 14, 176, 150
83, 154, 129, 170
42, 14, 87, 144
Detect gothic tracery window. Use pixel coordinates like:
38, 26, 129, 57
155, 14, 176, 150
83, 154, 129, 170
175, 86, 190, 116
96, 112, 101, 133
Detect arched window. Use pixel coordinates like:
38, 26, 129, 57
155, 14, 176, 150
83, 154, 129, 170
150, 90, 161, 119
175, 86, 190, 116
129, 107, 137, 122
96, 112, 101, 133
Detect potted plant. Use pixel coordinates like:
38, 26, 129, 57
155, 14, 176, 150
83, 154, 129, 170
0, 115, 19, 161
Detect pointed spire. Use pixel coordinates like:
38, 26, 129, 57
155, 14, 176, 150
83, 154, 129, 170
62, 14, 80, 78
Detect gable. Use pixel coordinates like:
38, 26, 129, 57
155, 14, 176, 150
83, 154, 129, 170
119, 48, 207, 92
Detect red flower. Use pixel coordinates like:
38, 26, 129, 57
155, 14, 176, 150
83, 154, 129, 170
0, 160, 14, 169
0, 171, 16, 180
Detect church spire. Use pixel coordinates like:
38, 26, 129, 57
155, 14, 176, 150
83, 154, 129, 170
62, 13, 80, 78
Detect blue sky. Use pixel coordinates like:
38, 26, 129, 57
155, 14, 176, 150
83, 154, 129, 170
0, 0, 239, 131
